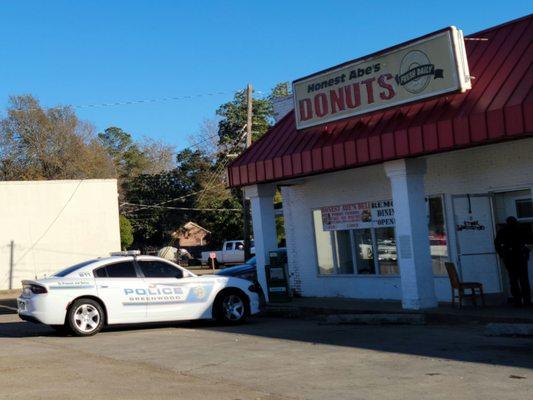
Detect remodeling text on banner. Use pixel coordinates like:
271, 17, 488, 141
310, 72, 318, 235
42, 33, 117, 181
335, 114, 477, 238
321, 200, 395, 231
293, 26, 470, 129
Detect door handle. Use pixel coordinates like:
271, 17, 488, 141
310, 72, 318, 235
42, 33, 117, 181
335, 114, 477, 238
98, 285, 109, 289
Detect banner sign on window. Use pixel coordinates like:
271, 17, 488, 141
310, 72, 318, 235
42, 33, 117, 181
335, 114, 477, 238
321, 200, 395, 231
293, 26, 471, 130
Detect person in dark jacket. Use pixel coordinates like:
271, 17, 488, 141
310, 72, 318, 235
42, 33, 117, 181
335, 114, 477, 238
494, 216, 531, 306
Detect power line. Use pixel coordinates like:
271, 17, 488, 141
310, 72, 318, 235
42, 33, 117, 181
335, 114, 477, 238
75, 91, 231, 109
15, 179, 83, 267
73, 89, 265, 109
122, 203, 241, 212
187, 132, 220, 151
196, 129, 247, 205
120, 182, 227, 212
0, 180, 84, 286
124, 129, 245, 214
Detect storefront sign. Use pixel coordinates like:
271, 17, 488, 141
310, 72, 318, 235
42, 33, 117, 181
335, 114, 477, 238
321, 200, 395, 231
457, 220, 486, 231
293, 26, 471, 129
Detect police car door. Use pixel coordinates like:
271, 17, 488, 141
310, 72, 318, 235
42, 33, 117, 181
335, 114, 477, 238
94, 260, 148, 323
137, 259, 213, 322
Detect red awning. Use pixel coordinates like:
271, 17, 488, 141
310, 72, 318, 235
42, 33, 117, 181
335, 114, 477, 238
228, 15, 533, 188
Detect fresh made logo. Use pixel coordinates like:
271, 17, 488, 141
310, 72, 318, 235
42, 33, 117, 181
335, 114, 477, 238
395, 50, 444, 94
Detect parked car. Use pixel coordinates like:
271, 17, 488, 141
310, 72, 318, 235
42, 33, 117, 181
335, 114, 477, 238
215, 248, 287, 303
215, 256, 257, 281
17, 251, 261, 336
201, 240, 255, 267
215, 256, 262, 303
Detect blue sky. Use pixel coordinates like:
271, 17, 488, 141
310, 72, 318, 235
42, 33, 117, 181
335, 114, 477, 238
0, 1, 530, 150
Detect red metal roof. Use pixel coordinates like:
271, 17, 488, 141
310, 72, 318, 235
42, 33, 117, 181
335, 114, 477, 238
228, 15, 533, 187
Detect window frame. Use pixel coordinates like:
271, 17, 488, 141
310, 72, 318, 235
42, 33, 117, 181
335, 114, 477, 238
312, 208, 391, 277
515, 196, 533, 221
135, 259, 185, 279
312, 195, 450, 278
374, 226, 399, 276
93, 260, 140, 279
426, 194, 451, 276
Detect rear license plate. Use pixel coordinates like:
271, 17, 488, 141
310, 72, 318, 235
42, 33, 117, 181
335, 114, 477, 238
18, 300, 27, 312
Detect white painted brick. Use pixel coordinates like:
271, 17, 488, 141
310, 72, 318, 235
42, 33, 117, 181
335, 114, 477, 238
280, 138, 533, 301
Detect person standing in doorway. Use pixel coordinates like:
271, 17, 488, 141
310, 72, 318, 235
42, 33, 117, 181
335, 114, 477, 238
494, 216, 531, 307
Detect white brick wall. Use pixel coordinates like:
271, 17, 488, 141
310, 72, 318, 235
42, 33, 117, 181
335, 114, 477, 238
281, 138, 533, 301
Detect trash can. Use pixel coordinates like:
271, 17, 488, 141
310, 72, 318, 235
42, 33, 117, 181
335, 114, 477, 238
265, 250, 290, 302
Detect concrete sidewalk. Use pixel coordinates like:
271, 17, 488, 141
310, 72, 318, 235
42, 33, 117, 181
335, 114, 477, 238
265, 297, 533, 324
0, 290, 20, 299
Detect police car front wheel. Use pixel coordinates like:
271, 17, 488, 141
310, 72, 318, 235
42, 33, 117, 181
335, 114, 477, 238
214, 291, 248, 324
67, 299, 104, 336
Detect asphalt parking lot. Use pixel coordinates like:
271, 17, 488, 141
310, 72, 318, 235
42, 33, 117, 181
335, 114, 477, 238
0, 299, 532, 400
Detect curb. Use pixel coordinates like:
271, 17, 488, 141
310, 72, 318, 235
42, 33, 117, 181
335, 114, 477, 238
322, 313, 426, 325
264, 304, 533, 325
485, 323, 533, 337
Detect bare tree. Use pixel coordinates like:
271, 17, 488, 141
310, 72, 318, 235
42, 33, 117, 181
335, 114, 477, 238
187, 118, 219, 158
0, 95, 115, 181
138, 136, 175, 174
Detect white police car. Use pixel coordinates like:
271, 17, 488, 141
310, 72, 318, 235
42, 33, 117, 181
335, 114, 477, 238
17, 251, 261, 336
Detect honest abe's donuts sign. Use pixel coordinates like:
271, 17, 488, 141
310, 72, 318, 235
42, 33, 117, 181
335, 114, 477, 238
293, 26, 471, 130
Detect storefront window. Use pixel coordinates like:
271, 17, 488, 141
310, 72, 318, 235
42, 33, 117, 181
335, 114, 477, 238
313, 209, 334, 275
353, 229, 375, 274
313, 197, 449, 276
333, 230, 354, 274
428, 196, 448, 275
376, 227, 398, 275
516, 198, 533, 219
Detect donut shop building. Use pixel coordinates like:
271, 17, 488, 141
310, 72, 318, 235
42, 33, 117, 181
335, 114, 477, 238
228, 16, 533, 309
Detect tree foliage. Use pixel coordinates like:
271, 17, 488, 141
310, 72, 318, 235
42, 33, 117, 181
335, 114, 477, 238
125, 170, 192, 247
216, 89, 273, 149
98, 126, 174, 197
0, 85, 285, 252
120, 84, 284, 249
268, 82, 291, 100
119, 215, 134, 250
0, 95, 115, 180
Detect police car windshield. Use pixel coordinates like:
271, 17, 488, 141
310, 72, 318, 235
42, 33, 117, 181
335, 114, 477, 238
54, 260, 98, 277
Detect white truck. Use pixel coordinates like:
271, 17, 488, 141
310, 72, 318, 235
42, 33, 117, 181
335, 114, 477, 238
201, 240, 254, 267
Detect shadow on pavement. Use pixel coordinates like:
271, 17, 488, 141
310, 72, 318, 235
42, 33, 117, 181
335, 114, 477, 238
2, 310, 532, 371
0, 298, 18, 315
200, 317, 533, 371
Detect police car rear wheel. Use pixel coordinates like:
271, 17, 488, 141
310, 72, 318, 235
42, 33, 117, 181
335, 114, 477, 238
67, 299, 104, 336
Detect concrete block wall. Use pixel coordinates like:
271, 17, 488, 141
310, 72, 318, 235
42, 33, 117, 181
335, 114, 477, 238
0, 179, 121, 290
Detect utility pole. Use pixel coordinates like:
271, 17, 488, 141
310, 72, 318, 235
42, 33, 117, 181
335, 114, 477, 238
9, 240, 14, 290
246, 83, 253, 148
243, 84, 253, 261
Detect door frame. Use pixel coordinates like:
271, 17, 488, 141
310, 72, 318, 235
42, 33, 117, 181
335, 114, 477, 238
489, 186, 533, 297
451, 193, 503, 291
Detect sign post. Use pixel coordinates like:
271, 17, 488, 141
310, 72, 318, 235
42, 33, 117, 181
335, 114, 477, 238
209, 252, 216, 272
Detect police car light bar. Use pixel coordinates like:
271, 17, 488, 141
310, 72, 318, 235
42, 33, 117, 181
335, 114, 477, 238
110, 250, 141, 257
